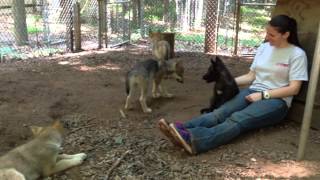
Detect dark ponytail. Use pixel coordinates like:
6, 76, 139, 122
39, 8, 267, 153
268, 14, 301, 48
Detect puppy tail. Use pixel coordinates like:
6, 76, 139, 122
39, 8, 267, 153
125, 72, 130, 95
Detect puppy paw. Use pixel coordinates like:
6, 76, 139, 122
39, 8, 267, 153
200, 108, 210, 114
152, 93, 161, 98
125, 106, 133, 110
73, 153, 87, 164
163, 93, 174, 98
143, 108, 152, 113
78, 153, 87, 160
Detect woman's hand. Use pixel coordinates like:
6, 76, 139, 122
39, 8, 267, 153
245, 92, 262, 102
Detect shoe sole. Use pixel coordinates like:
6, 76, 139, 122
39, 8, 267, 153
158, 119, 182, 147
169, 123, 193, 155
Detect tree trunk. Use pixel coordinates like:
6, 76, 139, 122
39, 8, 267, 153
132, 0, 139, 28
139, 0, 145, 37
204, 0, 218, 53
182, 0, 189, 31
12, 0, 28, 45
194, 0, 204, 30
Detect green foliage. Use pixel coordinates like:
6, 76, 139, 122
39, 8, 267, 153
26, 15, 43, 34
148, 25, 169, 33
217, 34, 233, 47
27, 26, 43, 34
175, 33, 204, 43
144, 0, 164, 21
241, 6, 269, 29
175, 33, 261, 48
239, 38, 262, 47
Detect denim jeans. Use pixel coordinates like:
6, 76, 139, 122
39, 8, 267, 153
184, 88, 288, 154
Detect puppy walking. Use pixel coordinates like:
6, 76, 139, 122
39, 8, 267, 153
125, 59, 184, 113
0, 121, 87, 180
200, 56, 239, 113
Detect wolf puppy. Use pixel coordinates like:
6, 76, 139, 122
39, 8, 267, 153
125, 59, 184, 113
200, 56, 239, 114
149, 31, 171, 61
0, 121, 87, 180
0, 168, 25, 180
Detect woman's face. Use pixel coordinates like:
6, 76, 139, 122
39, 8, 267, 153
265, 25, 289, 47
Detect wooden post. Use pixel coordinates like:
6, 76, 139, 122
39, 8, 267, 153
297, 22, 320, 160
98, 0, 103, 48
69, 10, 74, 52
12, 0, 28, 45
98, 0, 106, 48
233, 0, 241, 56
73, 2, 81, 51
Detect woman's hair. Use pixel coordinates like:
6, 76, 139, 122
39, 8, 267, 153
268, 14, 301, 47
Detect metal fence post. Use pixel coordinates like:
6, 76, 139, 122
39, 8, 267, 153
73, 2, 81, 51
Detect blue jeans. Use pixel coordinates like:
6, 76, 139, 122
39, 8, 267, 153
184, 88, 288, 154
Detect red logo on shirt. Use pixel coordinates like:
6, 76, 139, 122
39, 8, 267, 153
276, 63, 289, 67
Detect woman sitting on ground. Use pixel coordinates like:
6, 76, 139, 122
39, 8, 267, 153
158, 14, 308, 155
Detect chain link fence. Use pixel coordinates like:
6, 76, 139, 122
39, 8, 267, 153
0, 0, 130, 60
0, 0, 276, 60
107, 1, 131, 46
130, 0, 276, 56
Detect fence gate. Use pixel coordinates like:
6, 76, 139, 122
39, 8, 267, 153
106, 0, 131, 47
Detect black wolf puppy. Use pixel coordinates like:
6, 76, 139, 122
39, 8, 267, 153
200, 56, 239, 114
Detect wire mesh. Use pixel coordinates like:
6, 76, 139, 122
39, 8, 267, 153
237, 0, 276, 56
79, 0, 99, 50
0, 0, 73, 60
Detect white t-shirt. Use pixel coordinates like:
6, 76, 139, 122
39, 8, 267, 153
249, 42, 308, 107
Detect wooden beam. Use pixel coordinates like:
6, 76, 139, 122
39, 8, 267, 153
73, 2, 81, 51
297, 22, 320, 160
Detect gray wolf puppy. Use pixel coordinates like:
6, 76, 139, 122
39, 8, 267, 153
0, 121, 87, 180
149, 31, 171, 61
0, 168, 25, 180
125, 59, 184, 113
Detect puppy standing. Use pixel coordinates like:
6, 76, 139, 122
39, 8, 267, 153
0, 121, 87, 180
125, 59, 184, 113
149, 31, 171, 61
200, 56, 239, 114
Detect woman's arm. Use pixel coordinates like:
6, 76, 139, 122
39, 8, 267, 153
267, 80, 303, 98
245, 80, 303, 102
235, 70, 256, 87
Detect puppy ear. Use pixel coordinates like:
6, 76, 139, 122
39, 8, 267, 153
30, 126, 43, 136
215, 56, 222, 63
211, 58, 216, 64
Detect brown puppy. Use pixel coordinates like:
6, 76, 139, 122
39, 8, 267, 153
149, 31, 171, 61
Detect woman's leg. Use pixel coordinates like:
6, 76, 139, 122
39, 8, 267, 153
184, 88, 252, 129
189, 98, 288, 154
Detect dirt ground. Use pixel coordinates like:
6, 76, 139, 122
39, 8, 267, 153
1, 44, 320, 180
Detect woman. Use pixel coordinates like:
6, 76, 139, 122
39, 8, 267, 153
158, 14, 309, 155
